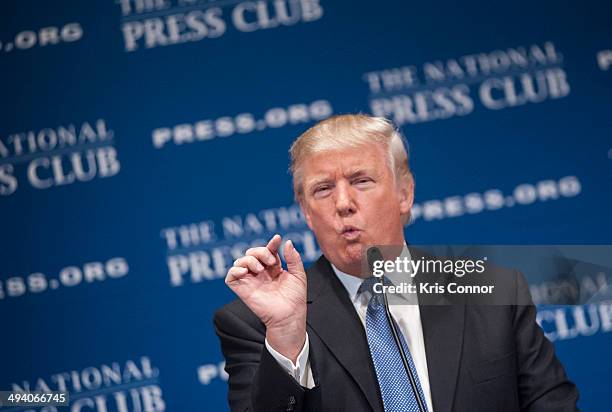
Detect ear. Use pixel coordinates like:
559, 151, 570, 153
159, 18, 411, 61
398, 174, 414, 216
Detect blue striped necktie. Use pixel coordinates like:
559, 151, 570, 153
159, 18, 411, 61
360, 277, 429, 412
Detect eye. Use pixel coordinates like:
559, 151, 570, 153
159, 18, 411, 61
313, 185, 331, 197
353, 177, 373, 186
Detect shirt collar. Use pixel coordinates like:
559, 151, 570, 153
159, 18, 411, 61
330, 264, 363, 301
329, 243, 414, 303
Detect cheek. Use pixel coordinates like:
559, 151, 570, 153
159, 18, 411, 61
365, 193, 402, 226
369, 189, 399, 211
310, 211, 334, 235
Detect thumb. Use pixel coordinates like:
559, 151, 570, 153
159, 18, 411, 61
283, 239, 305, 277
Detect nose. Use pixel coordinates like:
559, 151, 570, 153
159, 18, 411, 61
334, 181, 356, 217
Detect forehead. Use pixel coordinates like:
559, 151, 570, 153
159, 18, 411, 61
300, 143, 389, 180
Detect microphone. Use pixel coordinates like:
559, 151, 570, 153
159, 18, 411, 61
367, 247, 427, 412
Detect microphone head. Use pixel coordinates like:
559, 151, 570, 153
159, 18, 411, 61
367, 247, 384, 275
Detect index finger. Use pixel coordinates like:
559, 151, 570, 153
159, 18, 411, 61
266, 234, 282, 255
245, 246, 277, 266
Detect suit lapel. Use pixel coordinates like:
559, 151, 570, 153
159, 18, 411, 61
411, 247, 466, 412
306, 256, 383, 412
419, 305, 465, 412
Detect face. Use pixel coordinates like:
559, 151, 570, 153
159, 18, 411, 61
298, 143, 414, 277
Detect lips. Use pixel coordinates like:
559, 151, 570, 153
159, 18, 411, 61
340, 225, 362, 241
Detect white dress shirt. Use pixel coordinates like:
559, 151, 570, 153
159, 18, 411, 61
265, 247, 434, 412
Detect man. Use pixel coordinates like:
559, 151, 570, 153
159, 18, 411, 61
214, 114, 579, 411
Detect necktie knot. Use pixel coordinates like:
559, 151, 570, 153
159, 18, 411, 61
359, 276, 392, 306
359, 276, 379, 294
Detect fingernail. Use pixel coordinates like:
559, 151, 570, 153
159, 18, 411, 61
256, 263, 264, 271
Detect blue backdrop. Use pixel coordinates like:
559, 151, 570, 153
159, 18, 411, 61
2, 0, 611, 410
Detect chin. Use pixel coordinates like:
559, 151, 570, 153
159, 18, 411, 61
344, 244, 364, 263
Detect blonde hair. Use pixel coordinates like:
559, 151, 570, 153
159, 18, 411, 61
289, 114, 412, 201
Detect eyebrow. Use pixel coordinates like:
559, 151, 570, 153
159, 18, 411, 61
346, 169, 371, 179
304, 168, 374, 190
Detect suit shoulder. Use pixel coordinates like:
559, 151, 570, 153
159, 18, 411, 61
482, 262, 533, 304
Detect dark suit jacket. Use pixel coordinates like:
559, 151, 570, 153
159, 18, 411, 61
214, 252, 579, 412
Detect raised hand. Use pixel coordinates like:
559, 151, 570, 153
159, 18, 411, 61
225, 234, 307, 362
